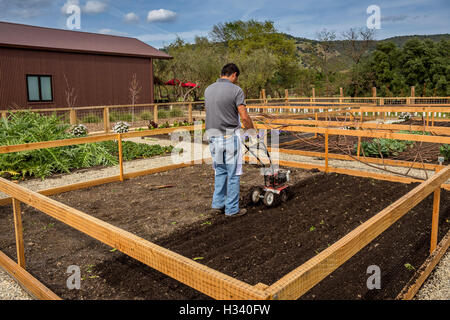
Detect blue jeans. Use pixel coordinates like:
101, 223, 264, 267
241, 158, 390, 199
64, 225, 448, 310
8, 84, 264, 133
209, 135, 240, 215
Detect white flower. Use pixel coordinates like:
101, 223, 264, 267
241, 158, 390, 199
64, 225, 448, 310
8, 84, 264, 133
112, 121, 130, 133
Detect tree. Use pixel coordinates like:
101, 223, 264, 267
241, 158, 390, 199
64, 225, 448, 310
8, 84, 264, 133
341, 27, 375, 65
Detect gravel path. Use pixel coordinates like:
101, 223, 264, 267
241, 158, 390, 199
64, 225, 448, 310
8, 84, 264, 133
0, 137, 448, 300
0, 268, 32, 300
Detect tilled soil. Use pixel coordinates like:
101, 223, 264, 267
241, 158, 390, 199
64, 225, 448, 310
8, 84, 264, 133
0, 164, 448, 300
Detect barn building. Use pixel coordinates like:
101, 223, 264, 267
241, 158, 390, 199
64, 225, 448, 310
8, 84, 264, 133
0, 21, 171, 109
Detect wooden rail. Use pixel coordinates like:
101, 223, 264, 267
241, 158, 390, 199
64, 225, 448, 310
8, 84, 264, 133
397, 229, 450, 300
0, 249, 61, 300
263, 118, 450, 135
255, 124, 450, 144
0, 125, 200, 154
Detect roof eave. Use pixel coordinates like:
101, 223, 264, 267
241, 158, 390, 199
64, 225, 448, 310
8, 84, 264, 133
0, 43, 173, 60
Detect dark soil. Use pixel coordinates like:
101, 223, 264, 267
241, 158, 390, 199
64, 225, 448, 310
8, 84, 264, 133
0, 164, 448, 300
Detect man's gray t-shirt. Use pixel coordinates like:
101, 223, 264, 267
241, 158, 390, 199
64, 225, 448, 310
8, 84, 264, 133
205, 78, 245, 135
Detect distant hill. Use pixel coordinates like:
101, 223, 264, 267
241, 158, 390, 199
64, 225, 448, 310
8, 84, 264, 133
286, 33, 450, 68
287, 33, 450, 48
381, 34, 450, 47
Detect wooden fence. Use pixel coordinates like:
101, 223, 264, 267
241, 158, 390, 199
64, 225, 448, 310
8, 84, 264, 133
0, 124, 449, 300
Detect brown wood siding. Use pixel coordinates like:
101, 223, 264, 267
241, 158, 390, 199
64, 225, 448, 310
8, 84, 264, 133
0, 47, 153, 109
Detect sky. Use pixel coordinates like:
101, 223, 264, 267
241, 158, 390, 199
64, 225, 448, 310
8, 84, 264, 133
0, 0, 448, 48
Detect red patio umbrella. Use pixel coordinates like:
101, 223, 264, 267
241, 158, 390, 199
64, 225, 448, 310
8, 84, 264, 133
181, 82, 198, 88
164, 79, 181, 86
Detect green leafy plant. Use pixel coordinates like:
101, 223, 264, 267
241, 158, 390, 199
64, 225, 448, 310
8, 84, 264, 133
148, 120, 158, 129
0, 111, 117, 179
101, 140, 176, 161
440, 144, 450, 161
357, 138, 414, 157
404, 263, 415, 271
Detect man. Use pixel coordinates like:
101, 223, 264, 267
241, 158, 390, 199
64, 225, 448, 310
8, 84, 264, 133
205, 63, 255, 217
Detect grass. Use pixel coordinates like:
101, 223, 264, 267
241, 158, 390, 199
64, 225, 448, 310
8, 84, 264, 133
81, 113, 102, 123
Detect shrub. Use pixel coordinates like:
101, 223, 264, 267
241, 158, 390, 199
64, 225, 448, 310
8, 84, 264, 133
82, 113, 101, 123
140, 112, 153, 121
440, 144, 450, 161
112, 121, 131, 133
169, 108, 184, 117
158, 110, 169, 119
70, 124, 88, 137
110, 112, 133, 122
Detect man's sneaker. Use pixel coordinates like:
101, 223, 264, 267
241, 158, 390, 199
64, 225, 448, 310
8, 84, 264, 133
226, 208, 247, 217
210, 207, 225, 214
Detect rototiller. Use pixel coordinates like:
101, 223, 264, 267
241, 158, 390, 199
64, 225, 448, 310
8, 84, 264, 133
242, 133, 290, 207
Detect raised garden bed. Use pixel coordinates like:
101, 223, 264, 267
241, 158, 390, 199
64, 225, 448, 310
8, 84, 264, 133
0, 164, 448, 300
276, 134, 448, 165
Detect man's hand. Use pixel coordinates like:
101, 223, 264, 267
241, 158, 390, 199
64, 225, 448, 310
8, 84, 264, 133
238, 104, 254, 130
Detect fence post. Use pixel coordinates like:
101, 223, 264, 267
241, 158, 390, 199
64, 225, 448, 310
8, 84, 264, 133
285, 89, 289, 103
103, 107, 110, 133
12, 198, 26, 269
312, 86, 315, 102
153, 104, 158, 123
339, 87, 343, 103
314, 113, 318, 139
372, 87, 377, 105
117, 133, 124, 182
430, 186, 441, 253
69, 108, 76, 125
357, 136, 362, 160
2, 111, 7, 120
325, 132, 329, 172
188, 103, 193, 123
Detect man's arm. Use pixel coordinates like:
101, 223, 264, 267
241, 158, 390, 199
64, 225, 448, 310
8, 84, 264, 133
238, 104, 254, 130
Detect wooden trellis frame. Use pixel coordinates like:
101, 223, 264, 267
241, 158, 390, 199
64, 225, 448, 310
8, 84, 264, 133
0, 124, 449, 300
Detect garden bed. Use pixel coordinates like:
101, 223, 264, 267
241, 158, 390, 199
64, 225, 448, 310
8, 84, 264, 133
276, 134, 448, 165
0, 164, 448, 300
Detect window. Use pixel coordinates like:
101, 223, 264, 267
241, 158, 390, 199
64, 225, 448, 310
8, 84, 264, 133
26, 75, 53, 102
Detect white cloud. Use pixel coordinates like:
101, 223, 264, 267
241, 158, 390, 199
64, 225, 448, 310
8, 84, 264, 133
147, 9, 177, 23
0, 0, 53, 18
98, 28, 128, 36
83, 1, 107, 14
61, 0, 80, 15
124, 12, 139, 23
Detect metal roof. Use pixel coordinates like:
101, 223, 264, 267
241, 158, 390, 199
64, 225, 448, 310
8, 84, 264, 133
0, 21, 172, 59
